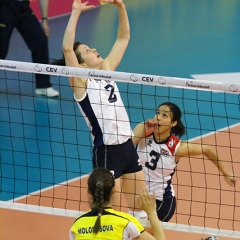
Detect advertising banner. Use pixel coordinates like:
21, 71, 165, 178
30, 0, 100, 19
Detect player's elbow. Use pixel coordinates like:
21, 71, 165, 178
62, 45, 72, 54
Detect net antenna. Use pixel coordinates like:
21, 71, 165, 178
0, 59, 240, 238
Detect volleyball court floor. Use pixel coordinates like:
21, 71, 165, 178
1, 0, 240, 239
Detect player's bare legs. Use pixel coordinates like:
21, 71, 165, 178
112, 171, 146, 212
122, 170, 146, 211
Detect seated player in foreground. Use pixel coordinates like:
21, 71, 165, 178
69, 168, 167, 240
132, 102, 237, 222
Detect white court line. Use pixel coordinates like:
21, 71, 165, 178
1, 123, 240, 238
9, 121, 240, 202
4, 122, 240, 203
9, 173, 90, 202
0, 200, 240, 238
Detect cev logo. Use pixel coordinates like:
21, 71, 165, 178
142, 76, 153, 82
46, 67, 57, 72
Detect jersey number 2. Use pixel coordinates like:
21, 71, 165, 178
105, 84, 117, 103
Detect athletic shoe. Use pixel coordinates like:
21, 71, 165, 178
137, 217, 151, 227
35, 87, 59, 97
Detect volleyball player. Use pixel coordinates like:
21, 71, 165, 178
69, 168, 166, 240
51, 0, 147, 221
132, 102, 237, 222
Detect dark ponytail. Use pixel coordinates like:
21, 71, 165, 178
93, 181, 104, 233
51, 56, 66, 66
51, 41, 84, 66
87, 168, 115, 234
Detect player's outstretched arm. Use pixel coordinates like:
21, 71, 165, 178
102, 0, 130, 71
177, 142, 237, 187
62, 0, 95, 91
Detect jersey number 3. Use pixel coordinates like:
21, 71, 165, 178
145, 150, 160, 170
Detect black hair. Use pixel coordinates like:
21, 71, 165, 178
87, 168, 115, 234
51, 41, 85, 66
158, 102, 186, 138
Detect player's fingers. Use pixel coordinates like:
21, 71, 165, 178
152, 191, 156, 201
137, 195, 142, 207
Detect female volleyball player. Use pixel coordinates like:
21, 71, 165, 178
52, 0, 147, 221
69, 168, 166, 240
132, 102, 237, 222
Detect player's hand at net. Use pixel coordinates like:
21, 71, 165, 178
144, 118, 158, 136
72, 0, 95, 13
99, 0, 124, 8
224, 173, 237, 187
137, 189, 156, 215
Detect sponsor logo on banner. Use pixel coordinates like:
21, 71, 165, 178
158, 77, 166, 85
61, 67, 69, 75
0, 64, 16, 69
130, 74, 138, 82
88, 70, 111, 79
142, 76, 154, 82
46, 67, 57, 73
34, 64, 42, 72
229, 84, 238, 92
186, 81, 210, 89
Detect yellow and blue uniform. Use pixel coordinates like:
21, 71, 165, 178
69, 207, 145, 240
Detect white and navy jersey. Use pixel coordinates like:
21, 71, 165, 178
137, 134, 181, 201
75, 79, 133, 147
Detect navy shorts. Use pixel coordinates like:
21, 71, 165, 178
156, 196, 176, 222
92, 139, 142, 179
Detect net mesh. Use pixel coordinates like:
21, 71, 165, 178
0, 60, 240, 238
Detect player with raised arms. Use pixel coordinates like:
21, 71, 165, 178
52, 0, 148, 222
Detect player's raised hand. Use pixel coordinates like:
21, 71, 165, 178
137, 189, 156, 214
72, 0, 95, 12
144, 118, 158, 136
99, 0, 124, 8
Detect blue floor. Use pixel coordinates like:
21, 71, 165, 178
1, 0, 240, 201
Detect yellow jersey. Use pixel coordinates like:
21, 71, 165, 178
69, 207, 145, 240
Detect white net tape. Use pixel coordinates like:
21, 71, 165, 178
1, 59, 240, 94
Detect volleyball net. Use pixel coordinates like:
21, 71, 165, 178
0, 59, 240, 238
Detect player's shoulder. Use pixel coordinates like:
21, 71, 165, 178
106, 209, 138, 221
73, 209, 93, 223
167, 134, 181, 145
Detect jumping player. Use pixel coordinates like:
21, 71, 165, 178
132, 102, 237, 222
52, 0, 147, 221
